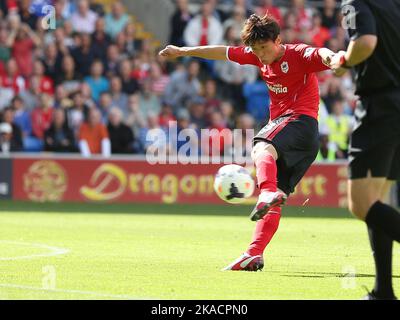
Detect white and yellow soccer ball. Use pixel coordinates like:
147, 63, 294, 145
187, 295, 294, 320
213, 164, 255, 204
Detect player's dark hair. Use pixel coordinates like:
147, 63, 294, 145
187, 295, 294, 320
241, 14, 280, 46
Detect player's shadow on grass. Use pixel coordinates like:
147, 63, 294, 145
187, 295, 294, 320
275, 271, 400, 279
0, 201, 353, 219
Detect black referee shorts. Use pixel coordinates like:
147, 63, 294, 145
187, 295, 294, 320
253, 114, 319, 195
349, 90, 400, 180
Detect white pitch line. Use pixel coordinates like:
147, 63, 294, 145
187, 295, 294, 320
0, 283, 154, 300
0, 240, 69, 261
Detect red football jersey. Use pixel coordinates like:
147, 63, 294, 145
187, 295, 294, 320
227, 43, 330, 121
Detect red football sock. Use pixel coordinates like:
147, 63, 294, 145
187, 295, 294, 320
247, 207, 281, 256
255, 153, 277, 192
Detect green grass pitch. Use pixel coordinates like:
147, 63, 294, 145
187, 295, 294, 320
0, 201, 399, 300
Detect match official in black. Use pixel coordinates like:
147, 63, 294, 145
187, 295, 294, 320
331, 0, 400, 300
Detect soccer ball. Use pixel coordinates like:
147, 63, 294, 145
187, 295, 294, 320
213, 164, 255, 204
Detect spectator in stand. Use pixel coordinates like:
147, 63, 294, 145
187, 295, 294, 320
52, 27, 71, 57
234, 113, 255, 158
53, 0, 70, 27
0, 0, 11, 18
170, 108, 200, 157
149, 61, 170, 98
318, 0, 339, 31
1, 107, 23, 151
115, 31, 129, 58
56, 55, 82, 94
0, 58, 26, 95
203, 110, 232, 157
31, 93, 54, 141
42, 42, 63, 81
84, 59, 109, 103
89, 0, 105, 17
309, 12, 331, 48
61, 20, 76, 48
242, 74, 270, 126
214, 57, 257, 112
233, 0, 254, 18
316, 132, 336, 162
207, 0, 226, 22
97, 91, 113, 122
78, 107, 110, 157
139, 112, 169, 155
91, 17, 112, 64
70, 0, 98, 34
17, 0, 38, 30
183, 1, 223, 47
0, 122, 20, 153
158, 102, 176, 128
321, 76, 346, 113
65, 91, 91, 135
70, 33, 96, 77
54, 85, 73, 109
80, 82, 97, 109
203, 78, 221, 116
11, 95, 31, 138
222, 6, 247, 42
104, 1, 130, 40
104, 44, 121, 77
0, 26, 10, 70
110, 75, 129, 115
32, 60, 55, 96
107, 106, 135, 154
138, 78, 161, 119
189, 96, 207, 129
118, 58, 139, 95
124, 22, 142, 57
323, 98, 354, 159
44, 108, 76, 152
169, 0, 192, 47
164, 59, 201, 111
7, 16, 41, 79
125, 93, 146, 139
289, 0, 312, 31
220, 100, 235, 130
131, 55, 149, 82
19, 75, 41, 111
54, 0, 75, 20
255, 0, 282, 26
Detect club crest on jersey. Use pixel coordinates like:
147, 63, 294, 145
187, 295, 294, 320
280, 61, 289, 73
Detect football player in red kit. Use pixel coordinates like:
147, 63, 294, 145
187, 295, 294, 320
159, 14, 335, 271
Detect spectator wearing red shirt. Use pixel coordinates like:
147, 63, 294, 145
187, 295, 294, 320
31, 60, 55, 96
310, 12, 331, 48
31, 94, 54, 140
0, 58, 25, 94
256, 0, 282, 26
7, 18, 41, 78
158, 102, 176, 128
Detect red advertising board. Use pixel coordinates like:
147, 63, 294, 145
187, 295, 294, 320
12, 157, 348, 207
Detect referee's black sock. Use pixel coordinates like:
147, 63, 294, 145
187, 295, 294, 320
365, 201, 400, 243
367, 225, 395, 299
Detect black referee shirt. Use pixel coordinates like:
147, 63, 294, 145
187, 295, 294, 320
341, 0, 400, 95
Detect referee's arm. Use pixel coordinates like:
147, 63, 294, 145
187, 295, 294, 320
330, 0, 378, 75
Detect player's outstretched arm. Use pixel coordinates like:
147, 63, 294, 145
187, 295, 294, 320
317, 47, 336, 67
158, 45, 228, 61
